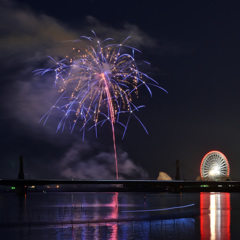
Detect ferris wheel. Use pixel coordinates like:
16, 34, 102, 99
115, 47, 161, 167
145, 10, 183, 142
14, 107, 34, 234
200, 150, 230, 181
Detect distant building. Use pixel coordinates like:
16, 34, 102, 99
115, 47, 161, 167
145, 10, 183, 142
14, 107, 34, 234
18, 155, 25, 180
196, 176, 202, 181
175, 160, 180, 180
157, 172, 172, 181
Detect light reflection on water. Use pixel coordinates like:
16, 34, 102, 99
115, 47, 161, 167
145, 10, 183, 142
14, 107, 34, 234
0, 191, 236, 239
200, 192, 230, 240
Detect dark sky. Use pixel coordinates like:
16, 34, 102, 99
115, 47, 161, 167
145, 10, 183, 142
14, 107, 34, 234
1, 0, 240, 180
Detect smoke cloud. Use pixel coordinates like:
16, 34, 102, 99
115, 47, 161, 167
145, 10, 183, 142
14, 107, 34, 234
59, 142, 149, 179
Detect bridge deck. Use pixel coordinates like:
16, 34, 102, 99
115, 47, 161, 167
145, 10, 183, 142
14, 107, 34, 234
0, 179, 239, 192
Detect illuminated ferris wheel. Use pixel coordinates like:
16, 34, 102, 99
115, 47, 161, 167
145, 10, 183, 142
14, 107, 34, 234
200, 150, 230, 181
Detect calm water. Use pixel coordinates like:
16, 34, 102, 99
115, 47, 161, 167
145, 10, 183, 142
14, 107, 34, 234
0, 191, 239, 240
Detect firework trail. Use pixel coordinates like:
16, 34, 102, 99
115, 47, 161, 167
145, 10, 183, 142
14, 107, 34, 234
35, 32, 167, 179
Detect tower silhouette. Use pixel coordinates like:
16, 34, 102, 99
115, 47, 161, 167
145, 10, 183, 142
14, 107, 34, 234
175, 160, 180, 180
18, 155, 24, 180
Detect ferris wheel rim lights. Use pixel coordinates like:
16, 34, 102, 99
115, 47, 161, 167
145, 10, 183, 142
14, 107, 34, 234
200, 150, 230, 181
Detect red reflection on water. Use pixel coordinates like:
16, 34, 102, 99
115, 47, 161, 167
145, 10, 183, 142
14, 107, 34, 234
107, 192, 119, 240
200, 192, 230, 240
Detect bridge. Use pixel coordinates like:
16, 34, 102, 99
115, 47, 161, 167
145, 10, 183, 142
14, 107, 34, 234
1, 179, 240, 193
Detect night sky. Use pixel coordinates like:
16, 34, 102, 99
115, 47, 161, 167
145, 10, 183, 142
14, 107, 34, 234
1, 0, 240, 180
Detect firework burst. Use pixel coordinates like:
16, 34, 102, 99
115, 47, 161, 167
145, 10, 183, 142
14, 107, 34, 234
35, 32, 167, 179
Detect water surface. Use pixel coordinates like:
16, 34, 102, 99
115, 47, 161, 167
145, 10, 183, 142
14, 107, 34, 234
0, 192, 238, 239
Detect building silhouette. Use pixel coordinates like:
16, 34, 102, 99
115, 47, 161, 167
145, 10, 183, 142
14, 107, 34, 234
175, 160, 180, 180
18, 155, 24, 180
